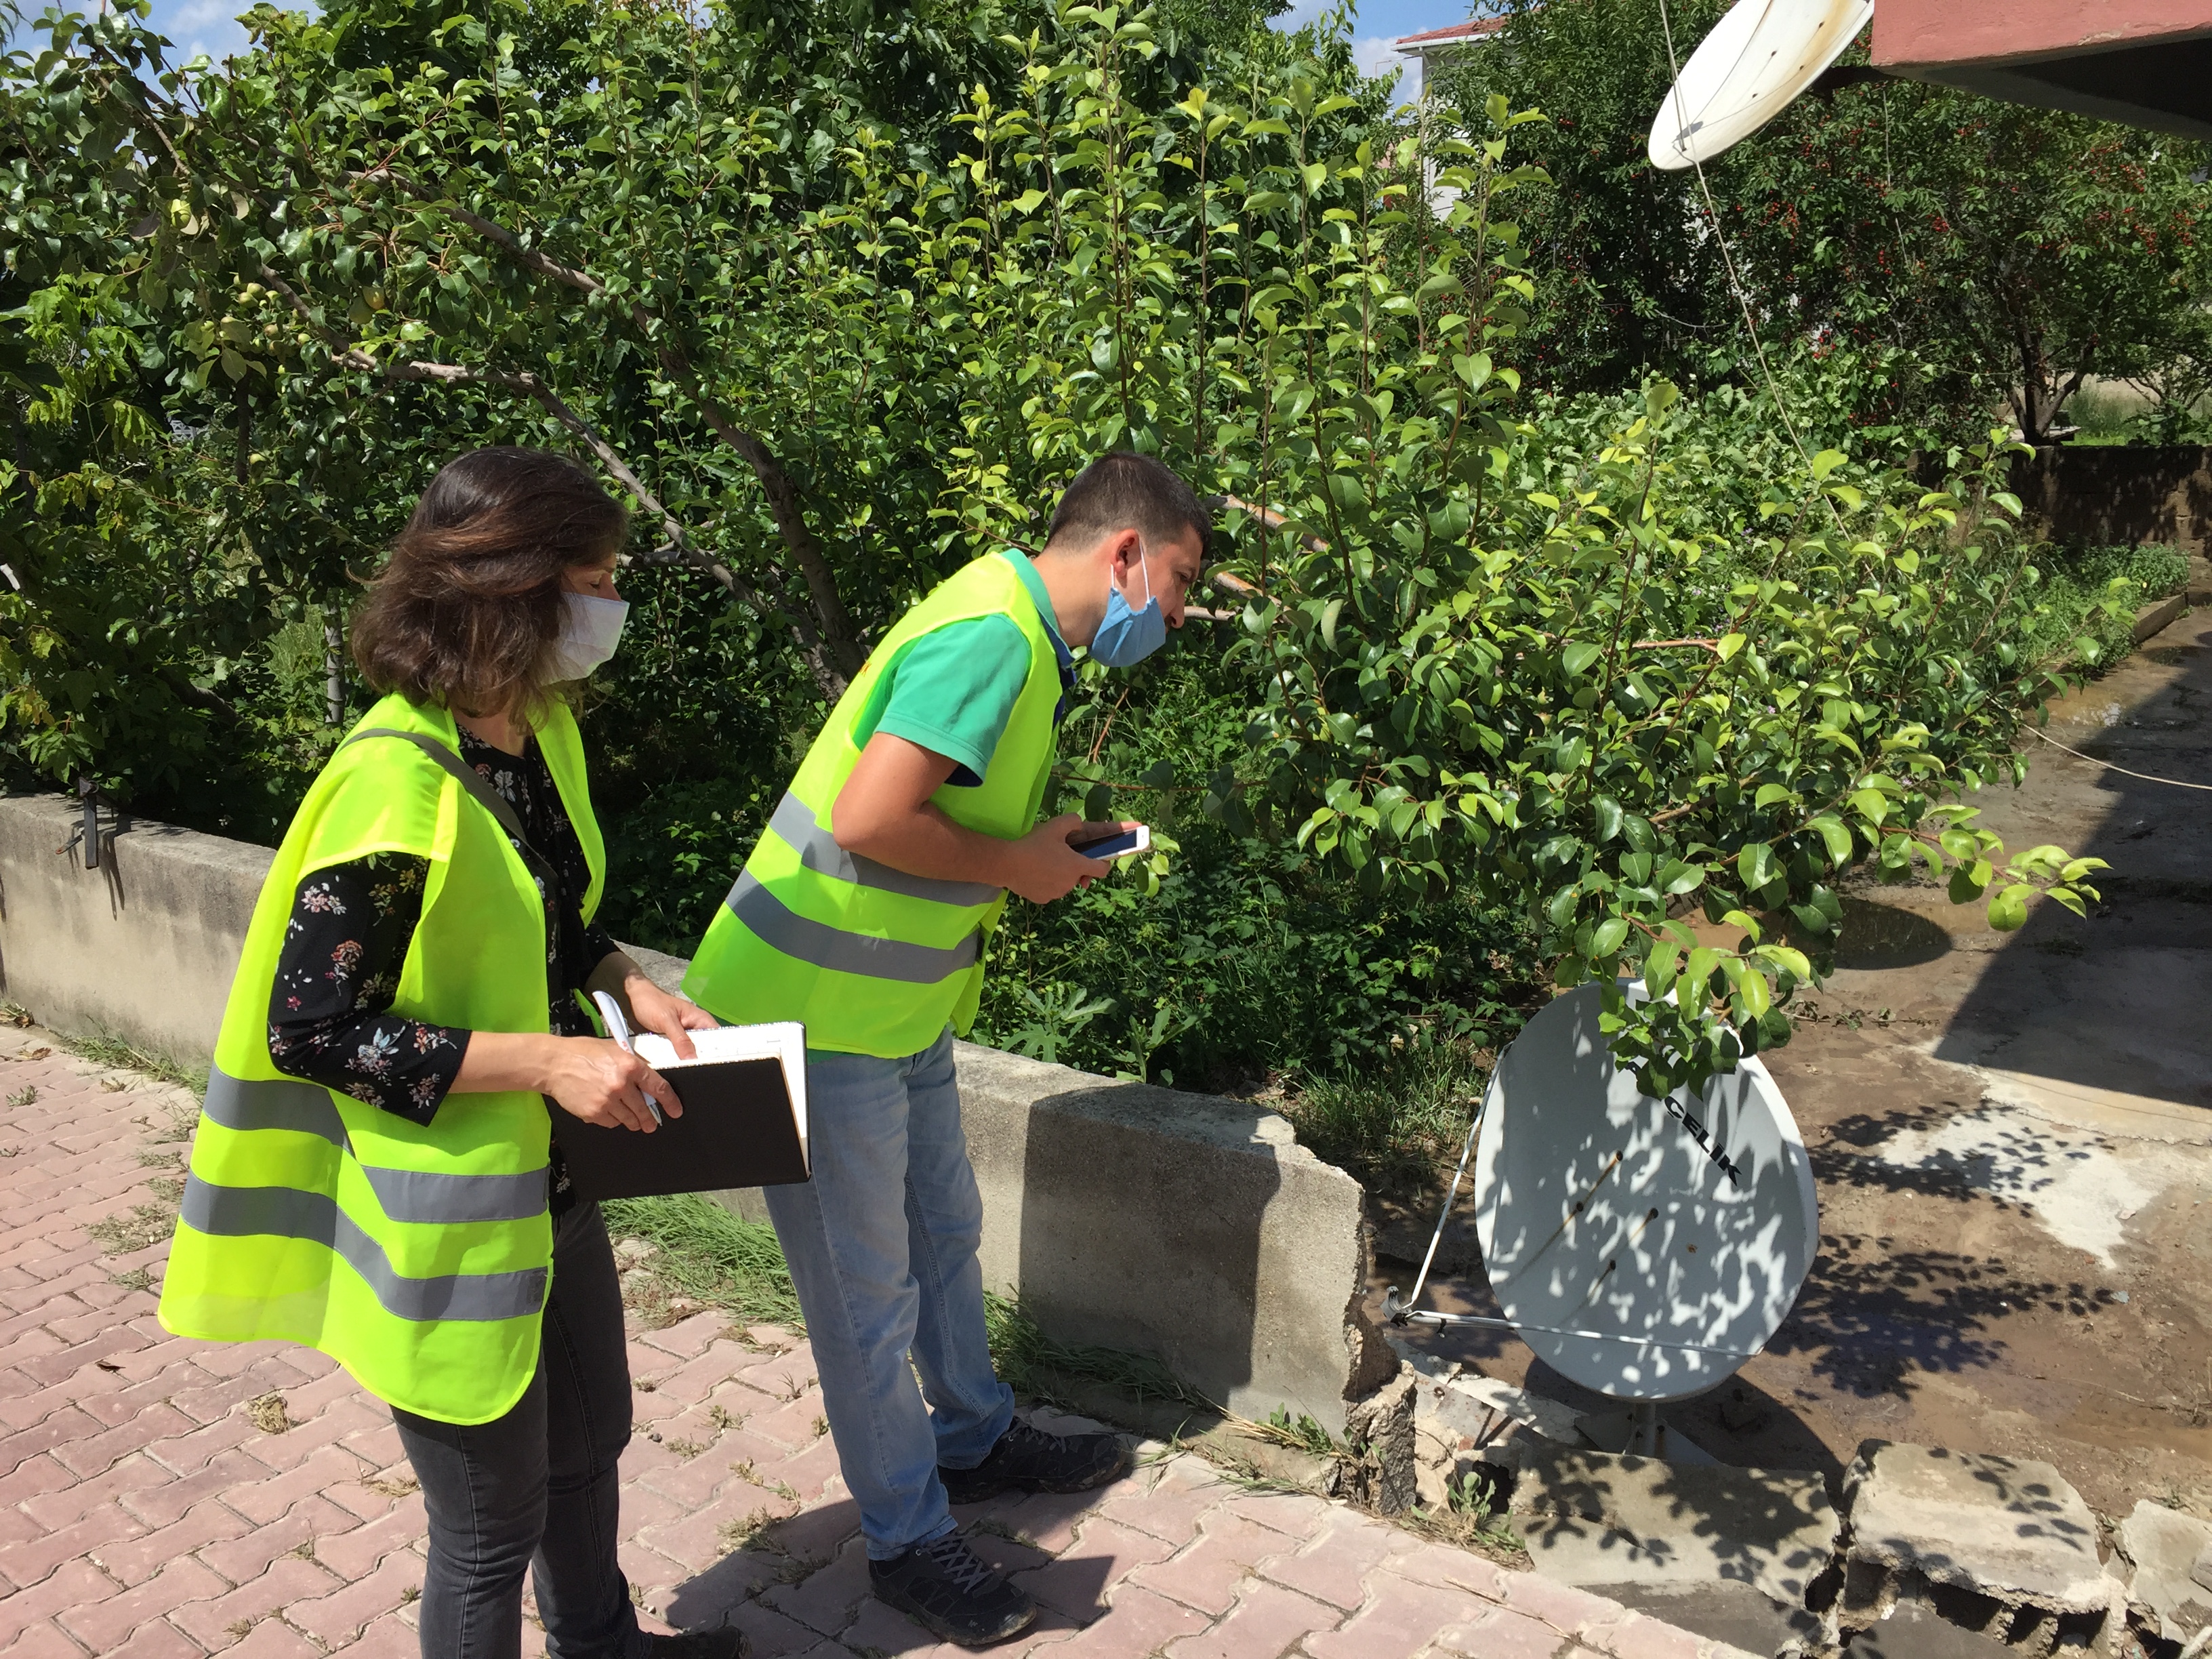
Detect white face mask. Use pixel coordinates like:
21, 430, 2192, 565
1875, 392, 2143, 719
541, 591, 629, 682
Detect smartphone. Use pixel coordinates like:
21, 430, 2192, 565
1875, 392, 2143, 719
1075, 825, 1151, 861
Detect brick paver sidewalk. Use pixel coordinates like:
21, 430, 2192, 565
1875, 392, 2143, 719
0, 1036, 1746, 1659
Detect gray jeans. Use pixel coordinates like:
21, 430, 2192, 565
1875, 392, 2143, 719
393, 1200, 642, 1659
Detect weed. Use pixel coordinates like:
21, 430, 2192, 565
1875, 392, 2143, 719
718, 1509, 779, 1553
136, 1147, 182, 1168
969, 1516, 1036, 1548
247, 1392, 295, 1435
62, 1029, 207, 1099
666, 1439, 708, 1460
1276, 1040, 1496, 1199
634, 1378, 658, 1393
100, 1078, 127, 1092
364, 1474, 420, 1498
1238, 1406, 1337, 1457
226, 1620, 258, 1639
811, 1415, 828, 1439
0, 1002, 31, 1027
89, 1202, 175, 1254
769, 1479, 798, 1502
403, 1586, 420, 1604
983, 1290, 1213, 1412
291, 1541, 316, 1561
598, 1194, 804, 1330
8, 1086, 39, 1107
0, 1146, 18, 1157
708, 1404, 741, 1431
730, 1459, 758, 1483
148, 1176, 184, 1203
109, 1267, 155, 1292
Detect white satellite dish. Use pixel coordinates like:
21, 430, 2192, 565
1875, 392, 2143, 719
1456, 981, 1818, 1454
1647, 0, 1875, 172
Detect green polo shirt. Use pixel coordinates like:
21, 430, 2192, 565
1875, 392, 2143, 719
855, 552, 1076, 786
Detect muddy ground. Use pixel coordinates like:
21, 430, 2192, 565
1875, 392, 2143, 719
1370, 602, 2212, 1522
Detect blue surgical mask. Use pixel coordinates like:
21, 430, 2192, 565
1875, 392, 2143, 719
1091, 544, 1168, 668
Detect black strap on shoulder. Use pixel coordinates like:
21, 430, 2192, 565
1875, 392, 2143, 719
344, 726, 546, 863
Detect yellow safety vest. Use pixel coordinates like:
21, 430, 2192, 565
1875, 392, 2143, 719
684, 552, 1062, 1058
159, 693, 604, 1425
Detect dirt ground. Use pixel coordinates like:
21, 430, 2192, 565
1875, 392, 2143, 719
1370, 602, 2212, 1524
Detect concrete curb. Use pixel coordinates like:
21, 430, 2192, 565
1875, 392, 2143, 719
0, 793, 1376, 1431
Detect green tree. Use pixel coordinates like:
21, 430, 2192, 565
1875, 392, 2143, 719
1446, 0, 2212, 447
3, 0, 2111, 1097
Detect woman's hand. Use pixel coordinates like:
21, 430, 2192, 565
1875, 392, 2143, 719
539, 1036, 681, 1133
621, 973, 718, 1061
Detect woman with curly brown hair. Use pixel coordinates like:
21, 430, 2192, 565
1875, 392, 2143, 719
161, 447, 738, 1659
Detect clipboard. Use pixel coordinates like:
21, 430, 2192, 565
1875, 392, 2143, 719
548, 1000, 810, 1201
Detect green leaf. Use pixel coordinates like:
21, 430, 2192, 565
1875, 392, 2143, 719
1849, 787, 1889, 825
1811, 449, 1847, 481
1807, 816, 1853, 867
1737, 842, 1777, 890
1561, 641, 1603, 676
1753, 783, 1795, 810
1593, 795, 1623, 843
1589, 916, 1629, 959
1321, 597, 1345, 649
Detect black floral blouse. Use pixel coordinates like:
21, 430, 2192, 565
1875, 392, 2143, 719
267, 728, 616, 1196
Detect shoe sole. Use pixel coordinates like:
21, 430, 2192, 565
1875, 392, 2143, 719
940, 1443, 1134, 1507
872, 1584, 1038, 1650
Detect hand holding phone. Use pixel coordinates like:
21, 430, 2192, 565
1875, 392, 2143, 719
1073, 823, 1151, 861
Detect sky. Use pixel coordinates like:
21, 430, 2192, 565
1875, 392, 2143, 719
81, 0, 1479, 94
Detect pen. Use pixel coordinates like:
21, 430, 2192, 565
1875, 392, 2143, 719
590, 991, 665, 1127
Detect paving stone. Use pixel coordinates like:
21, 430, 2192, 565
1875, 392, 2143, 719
1094, 1457, 1233, 1549
1008, 1516, 1176, 1620
1303, 1574, 1493, 1659
0, 1499, 148, 1593
169, 1554, 346, 1648
1126, 1513, 1302, 1617
1042, 1584, 1210, 1658
54, 1555, 225, 1652
94, 1498, 256, 1586
1161, 1578, 1342, 1659
759, 1531, 874, 1637
1254, 1509, 1410, 1611
1432, 1603, 1574, 1659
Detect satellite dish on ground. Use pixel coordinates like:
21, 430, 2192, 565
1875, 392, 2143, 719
1648, 0, 1875, 172
1473, 979, 1818, 1410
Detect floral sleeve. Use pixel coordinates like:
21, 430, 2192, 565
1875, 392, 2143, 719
266, 853, 470, 1126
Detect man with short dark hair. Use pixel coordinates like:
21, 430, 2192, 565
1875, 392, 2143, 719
684, 452, 1208, 1647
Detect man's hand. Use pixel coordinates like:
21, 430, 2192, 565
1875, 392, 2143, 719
1003, 815, 1134, 904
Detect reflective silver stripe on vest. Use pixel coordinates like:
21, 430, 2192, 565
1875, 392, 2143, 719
726, 872, 982, 985
766, 793, 1003, 908
357, 1166, 550, 1225
201, 1069, 548, 1225
181, 1175, 547, 1323
203, 1067, 346, 1145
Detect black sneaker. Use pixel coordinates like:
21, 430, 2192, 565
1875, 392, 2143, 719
644, 1631, 747, 1659
939, 1416, 1132, 1505
869, 1532, 1037, 1648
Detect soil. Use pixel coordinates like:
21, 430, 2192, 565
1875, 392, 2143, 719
1370, 597, 2212, 1525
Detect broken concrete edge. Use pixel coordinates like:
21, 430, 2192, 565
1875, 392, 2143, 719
2114, 1498, 2212, 1645
2133, 590, 2191, 644
0, 793, 1384, 1439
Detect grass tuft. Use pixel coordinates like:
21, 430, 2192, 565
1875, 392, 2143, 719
1276, 1039, 1490, 1199
60, 1029, 207, 1099
600, 1193, 804, 1330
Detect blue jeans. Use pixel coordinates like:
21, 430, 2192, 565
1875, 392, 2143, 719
764, 1027, 1015, 1559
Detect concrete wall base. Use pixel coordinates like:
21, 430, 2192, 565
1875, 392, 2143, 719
0, 793, 1376, 1431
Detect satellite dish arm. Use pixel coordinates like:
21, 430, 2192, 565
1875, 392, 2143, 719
1808, 63, 1892, 101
